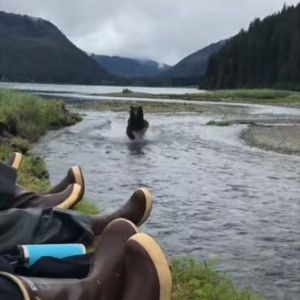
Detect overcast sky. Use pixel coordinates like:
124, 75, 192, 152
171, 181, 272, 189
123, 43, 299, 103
1, 0, 299, 65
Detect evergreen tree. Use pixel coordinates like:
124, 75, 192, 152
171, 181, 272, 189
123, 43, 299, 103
200, 3, 300, 90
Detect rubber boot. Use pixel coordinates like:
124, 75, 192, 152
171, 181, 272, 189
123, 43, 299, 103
0, 218, 139, 300
43, 166, 84, 195
91, 188, 153, 235
13, 165, 84, 197
6, 183, 83, 209
4, 152, 23, 170
122, 233, 173, 300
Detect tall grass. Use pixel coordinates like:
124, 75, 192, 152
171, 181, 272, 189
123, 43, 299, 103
0, 88, 82, 142
161, 89, 300, 102
171, 257, 267, 300
0, 89, 46, 141
205, 89, 299, 99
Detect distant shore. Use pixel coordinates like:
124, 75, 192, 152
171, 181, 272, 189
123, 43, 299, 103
72, 100, 248, 115
92, 88, 300, 105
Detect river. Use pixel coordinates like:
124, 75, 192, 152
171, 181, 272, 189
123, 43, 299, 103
3, 82, 300, 300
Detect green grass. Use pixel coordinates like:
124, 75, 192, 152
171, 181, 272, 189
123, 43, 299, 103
0, 88, 82, 143
206, 120, 232, 126
75, 198, 99, 215
196, 89, 300, 100
171, 257, 267, 300
99, 88, 300, 104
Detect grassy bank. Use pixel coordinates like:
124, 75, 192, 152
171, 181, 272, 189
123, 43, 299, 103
0, 88, 93, 209
0, 88, 267, 300
0, 88, 82, 152
74, 100, 248, 116
96, 88, 300, 104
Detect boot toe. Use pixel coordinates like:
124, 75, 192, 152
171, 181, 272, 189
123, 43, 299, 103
5, 152, 23, 169
133, 188, 153, 226
70, 166, 84, 187
123, 233, 172, 300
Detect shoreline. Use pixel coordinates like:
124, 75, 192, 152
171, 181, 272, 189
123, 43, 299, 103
241, 125, 300, 156
90, 90, 300, 105
71, 99, 249, 115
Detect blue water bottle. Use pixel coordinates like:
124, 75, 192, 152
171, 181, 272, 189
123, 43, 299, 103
5, 244, 87, 267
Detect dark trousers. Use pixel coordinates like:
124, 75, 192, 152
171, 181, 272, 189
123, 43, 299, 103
0, 276, 23, 300
0, 162, 17, 209
0, 256, 23, 300
0, 208, 94, 254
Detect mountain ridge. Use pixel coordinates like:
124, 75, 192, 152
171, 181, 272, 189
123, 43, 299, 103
90, 54, 171, 78
0, 11, 114, 85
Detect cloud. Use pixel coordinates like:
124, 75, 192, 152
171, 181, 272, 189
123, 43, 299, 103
1, 0, 298, 65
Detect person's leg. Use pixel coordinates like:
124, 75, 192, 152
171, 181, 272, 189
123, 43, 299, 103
0, 162, 17, 210
90, 187, 152, 235
0, 218, 139, 300
0, 207, 93, 254
0, 256, 15, 274
0, 275, 23, 300
0, 227, 173, 300
6, 183, 84, 210
0, 187, 152, 254
1, 153, 84, 210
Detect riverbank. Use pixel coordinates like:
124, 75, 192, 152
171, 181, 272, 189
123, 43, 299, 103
242, 125, 300, 155
0, 88, 95, 211
94, 88, 300, 105
0, 88, 268, 300
73, 100, 248, 115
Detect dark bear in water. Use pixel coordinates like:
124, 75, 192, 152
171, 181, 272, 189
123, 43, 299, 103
126, 106, 149, 140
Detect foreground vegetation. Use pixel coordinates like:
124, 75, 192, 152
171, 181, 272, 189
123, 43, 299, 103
0, 88, 267, 299
171, 257, 267, 300
96, 88, 300, 104
0, 88, 82, 151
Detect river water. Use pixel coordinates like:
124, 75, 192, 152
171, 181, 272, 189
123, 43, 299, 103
4, 82, 299, 300
0, 81, 203, 95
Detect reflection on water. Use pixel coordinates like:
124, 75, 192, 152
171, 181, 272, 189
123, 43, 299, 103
127, 140, 147, 156
33, 110, 300, 300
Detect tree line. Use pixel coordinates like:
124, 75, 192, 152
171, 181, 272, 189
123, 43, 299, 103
200, 3, 300, 91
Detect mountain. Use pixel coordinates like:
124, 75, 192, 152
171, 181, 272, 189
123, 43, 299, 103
199, 3, 300, 90
90, 54, 171, 78
159, 40, 227, 85
0, 12, 113, 85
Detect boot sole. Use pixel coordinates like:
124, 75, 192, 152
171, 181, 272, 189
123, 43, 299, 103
72, 166, 84, 187
72, 166, 85, 202
56, 183, 83, 209
127, 233, 173, 300
137, 188, 153, 226
7, 152, 23, 170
